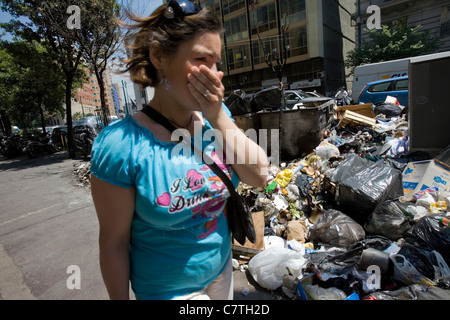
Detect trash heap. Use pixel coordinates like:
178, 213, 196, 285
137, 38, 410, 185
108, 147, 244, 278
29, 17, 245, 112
235, 101, 450, 300
72, 161, 91, 187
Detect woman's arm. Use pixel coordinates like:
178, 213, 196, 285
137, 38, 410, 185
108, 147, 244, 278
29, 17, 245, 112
207, 109, 269, 188
90, 174, 136, 300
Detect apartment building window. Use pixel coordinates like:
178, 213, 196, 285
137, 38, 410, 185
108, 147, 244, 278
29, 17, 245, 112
224, 14, 248, 42
227, 44, 250, 70
442, 6, 450, 37
290, 59, 323, 81
286, 27, 308, 57
279, 0, 306, 25
249, 3, 277, 35
222, 0, 245, 16
251, 36, 279, 66
202, 0, 221, 16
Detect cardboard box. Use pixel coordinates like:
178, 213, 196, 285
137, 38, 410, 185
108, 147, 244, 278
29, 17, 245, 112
232, 211, 265, 262
335, 103, 375, 120
413, 160, 450, 193
338, 110, 376, 128
402, 160, 432, 194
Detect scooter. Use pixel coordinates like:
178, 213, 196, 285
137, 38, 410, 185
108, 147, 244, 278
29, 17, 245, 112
23, 135, 59, 158
2, 134, 26, 158
74, 127, 96, 159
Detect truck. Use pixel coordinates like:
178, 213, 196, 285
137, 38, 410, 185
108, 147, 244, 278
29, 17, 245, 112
408, 51, 450, 157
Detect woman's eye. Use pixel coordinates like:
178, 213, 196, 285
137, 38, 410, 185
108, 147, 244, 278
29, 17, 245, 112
196, 57, 207, 62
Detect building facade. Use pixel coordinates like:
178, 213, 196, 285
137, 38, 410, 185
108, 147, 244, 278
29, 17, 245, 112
356, 0, 450, 52
111, 83, 124, 117
71, 66, 118, 121
198, 0, 356, 97
73, 68, 101, 117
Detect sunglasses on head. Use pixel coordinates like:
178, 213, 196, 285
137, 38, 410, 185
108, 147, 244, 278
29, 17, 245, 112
164, 0, 202, 19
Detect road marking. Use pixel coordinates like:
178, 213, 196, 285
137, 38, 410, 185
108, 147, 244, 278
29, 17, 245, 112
0, 204, 60, 227
0, 243, 36, 300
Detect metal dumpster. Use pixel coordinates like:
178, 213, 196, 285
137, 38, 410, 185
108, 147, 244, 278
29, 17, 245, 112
233, 97, 335, 161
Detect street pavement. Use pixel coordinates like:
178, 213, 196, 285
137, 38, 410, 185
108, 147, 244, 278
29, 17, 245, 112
0, 152, 275, 300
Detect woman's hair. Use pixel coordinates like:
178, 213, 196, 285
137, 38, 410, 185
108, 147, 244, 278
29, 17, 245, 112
120, 4, 223, 88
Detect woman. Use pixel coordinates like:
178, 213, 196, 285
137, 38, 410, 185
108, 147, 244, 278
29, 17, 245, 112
90, 0, 269, 300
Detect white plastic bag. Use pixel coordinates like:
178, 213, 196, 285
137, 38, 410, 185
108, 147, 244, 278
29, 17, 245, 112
304, 284, 347, 300
390, 254, 434, 286
431, 250, 450, 280
248, 248, 308, 290
315, 141, 340, 160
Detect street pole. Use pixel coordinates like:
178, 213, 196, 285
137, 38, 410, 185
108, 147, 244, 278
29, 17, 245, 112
358, 0, 362, 48
121, 80, 129, 115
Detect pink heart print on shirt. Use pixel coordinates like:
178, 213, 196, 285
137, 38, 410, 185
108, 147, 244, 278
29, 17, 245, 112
185, 169, 205, 191
156, 192, 171, 207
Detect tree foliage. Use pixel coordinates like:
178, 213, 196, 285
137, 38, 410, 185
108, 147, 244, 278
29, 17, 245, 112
0, 40, 67, 132
0, 0, 123, 157
346, 24, 441, 75
38, 0, 123, 127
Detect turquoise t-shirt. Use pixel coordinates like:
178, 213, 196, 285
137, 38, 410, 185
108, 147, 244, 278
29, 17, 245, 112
90, 105, 238, 300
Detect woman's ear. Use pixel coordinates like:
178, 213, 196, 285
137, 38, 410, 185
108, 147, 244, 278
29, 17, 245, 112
148, 40, 164, 69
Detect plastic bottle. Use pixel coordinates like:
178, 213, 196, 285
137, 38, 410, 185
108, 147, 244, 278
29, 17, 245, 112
440, 217, 450, 227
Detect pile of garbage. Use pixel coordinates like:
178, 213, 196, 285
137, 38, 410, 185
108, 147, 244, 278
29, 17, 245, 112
72, 161, 91, 187
234, 102, 450, 300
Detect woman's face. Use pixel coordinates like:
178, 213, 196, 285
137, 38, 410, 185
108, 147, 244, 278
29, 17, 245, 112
160, 31, 223, 111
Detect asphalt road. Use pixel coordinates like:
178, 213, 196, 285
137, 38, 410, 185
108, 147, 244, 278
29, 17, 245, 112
0, 152, 275, 300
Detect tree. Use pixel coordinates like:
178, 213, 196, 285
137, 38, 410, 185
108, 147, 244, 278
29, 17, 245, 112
1, 0, 85, 158
345, 24, 441, 75
40, 0, 123, 127
0, 40, 67, 133
0, 0, 120, 157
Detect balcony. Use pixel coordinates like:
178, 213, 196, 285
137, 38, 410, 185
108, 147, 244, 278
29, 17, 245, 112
368, 0, 415, 9
370, 0, 394, 5
358, 0, 416, 18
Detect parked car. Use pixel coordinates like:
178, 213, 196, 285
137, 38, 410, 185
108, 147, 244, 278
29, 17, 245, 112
357, 76, 409, 106
285, 90, 314, 109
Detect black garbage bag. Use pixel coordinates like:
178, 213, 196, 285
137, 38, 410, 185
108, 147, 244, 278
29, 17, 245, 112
364, 200, 413, 241
224, 89, 252, 115
250, 86, 281, 112
307, 209, 366, 248
308, 249, 360, 282
403, 213, 450, 266
330, 154, 404, 226
308, 235, 393, 294
328, 153, 369, 183
398, 243, 450, 282
374, 103, 403, 118
295, 174, 313, 197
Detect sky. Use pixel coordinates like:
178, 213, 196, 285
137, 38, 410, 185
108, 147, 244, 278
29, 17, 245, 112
0, 0, 164, 101
111, 0, 164, 101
